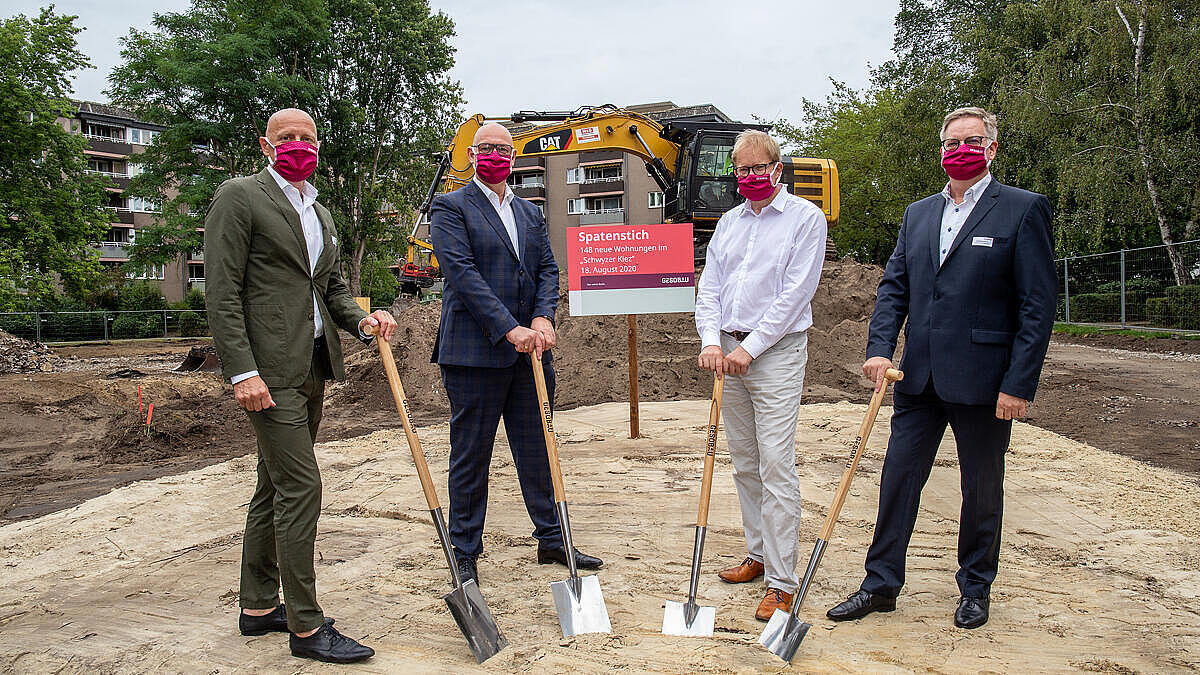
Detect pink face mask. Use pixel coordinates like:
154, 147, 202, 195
941, 142, 990, 181
737, 163, 781, 202
473, 151, 513, 184
267, 139, 319, 182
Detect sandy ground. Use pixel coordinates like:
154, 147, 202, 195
1, 400, 1197, 673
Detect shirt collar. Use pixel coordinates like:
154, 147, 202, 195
740, 184, 790, 217
941, 172, 992, 203
473, 176, 513, 207
267, 165, 318, 202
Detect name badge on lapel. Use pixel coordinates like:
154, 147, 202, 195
971, 236, 993, 248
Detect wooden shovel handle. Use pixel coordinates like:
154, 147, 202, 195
819, 368, 903, 540
530, 356, 567, 502
367, 325, 441, 510
696, 374, 723, 527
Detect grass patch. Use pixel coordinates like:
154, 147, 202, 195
1054, 323, 1194, 340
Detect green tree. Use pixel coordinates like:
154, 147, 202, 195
109, 0, 461, 296
0, 8, 111, 301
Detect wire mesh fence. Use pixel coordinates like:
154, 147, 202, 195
1057, 239, 1200, 331
0, 309, 211, 343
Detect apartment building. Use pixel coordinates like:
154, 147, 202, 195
65, 101, 195, 302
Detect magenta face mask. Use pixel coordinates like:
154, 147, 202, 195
941, 142, 990, 181
474, 151, 513, 184
737, 163, 781, 202
267, 139, 319, 182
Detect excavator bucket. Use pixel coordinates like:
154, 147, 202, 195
174, 346, 221, 373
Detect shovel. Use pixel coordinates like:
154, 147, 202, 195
530, 354, 612, 637
759, 367, 903, 662
369, 325, 508, 663
662, 374, 723, 637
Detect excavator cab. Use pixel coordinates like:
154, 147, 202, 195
661, 122, 769, 224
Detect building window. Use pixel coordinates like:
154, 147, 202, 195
84, 123, 124, 141
508, 172, 545, 188
128, 161, 144, 177
132, 264, 165, 280
583, 165, 622, 183
187, 263, 205, 282
129, 196, 161, 213
567, 198, 584, 215
536, 202, 545, 215
566, 167, 582, 184
585, 196, 623, 213
128, 128, 158, 145
648, 191, 664, 208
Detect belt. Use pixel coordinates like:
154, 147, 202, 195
722, 330, 751, 342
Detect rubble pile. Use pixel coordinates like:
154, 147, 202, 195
0, 330, 65, 374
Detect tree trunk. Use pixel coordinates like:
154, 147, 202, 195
1120, 1, 1188, 285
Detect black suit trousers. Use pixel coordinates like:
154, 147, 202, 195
861, 377, 1012, 599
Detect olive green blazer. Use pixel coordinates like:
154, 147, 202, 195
204, 167, 367, 387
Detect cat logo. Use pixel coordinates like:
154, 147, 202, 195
522, 130, 572, 155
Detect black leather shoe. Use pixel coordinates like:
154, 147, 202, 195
954, 596, 990, 629
239, 604, 334, 636
537, 546, 603, 570
453, 554, 478, 586
826, 590, 897, 621
289, 623, 374, 663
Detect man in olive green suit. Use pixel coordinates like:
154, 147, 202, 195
206, 108, 396, 664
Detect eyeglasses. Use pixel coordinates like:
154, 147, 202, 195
731, 162, 777, 177
940, 136, 990, 151
473, 143, 515, 157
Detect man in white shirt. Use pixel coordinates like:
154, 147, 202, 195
694, 129, 827, 621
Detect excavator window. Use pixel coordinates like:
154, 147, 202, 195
687, 133, 741, 214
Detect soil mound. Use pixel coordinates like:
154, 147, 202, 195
0, 329, 64, 374
331, 258, 884, 418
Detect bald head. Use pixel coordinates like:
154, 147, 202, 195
473, 122, 513, 147
265, 108, 317, 141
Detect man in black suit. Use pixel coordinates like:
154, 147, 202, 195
827, 107, 1056, 629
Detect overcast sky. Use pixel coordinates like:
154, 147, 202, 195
11, 0, 899, 125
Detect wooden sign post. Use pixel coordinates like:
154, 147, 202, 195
627, 314, 639, 438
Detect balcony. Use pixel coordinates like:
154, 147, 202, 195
84, 135, 133, 156
512, 156, 545, 170
512, 183, 546, 199
580, 177, 624, 195
579, 208, 625, 225
579, 149, 623, 165
87, 170, 131, 190
188, 250, 205, 262
97, 241, 131, 260
105, 207, 135, 224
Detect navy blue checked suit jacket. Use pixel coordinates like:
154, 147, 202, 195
430, 181, 559, 368
867, 178, 1056, 406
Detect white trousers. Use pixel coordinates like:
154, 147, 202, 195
720, 331, 807, 592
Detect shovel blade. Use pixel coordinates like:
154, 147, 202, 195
661, 599, 715, 637
443, 579, 508, 663
550, 574, 611, 637
758, 608, 811, 662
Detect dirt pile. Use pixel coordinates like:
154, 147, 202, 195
0, 329, 65, 374
330, 258, 885, 419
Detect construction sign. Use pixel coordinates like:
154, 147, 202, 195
566, 223, 695, 316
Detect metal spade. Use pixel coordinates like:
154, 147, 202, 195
530, 354, 611, 637
662, 374, 723, 637
370, 326, 508, 663
759, 367, 903, 662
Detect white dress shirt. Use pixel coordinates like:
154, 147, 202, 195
938, 172, 992, 265
473, 176, 519, 260
231, 167, 324, 385
695, 186, 827, 359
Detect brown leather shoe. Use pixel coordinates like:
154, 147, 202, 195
718, 557, 765, 583
755, 588, 794, 621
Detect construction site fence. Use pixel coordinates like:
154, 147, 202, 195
0, 307, 396, 344
1057, 239, 1200, 331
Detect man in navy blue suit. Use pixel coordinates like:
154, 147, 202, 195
826, 107, 1055, 629
430, 122, 603, 586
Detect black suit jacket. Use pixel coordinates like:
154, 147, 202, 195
867, 178, 1056, 405
429, 181, 559, 368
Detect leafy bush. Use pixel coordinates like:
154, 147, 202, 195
1096, 278, 1165, 296
1165, 285, 1200, 330
1067, 293, 1120, 323
112, 313, 163, 339
119, 283, 168, 312
184, 288, 206, 311
0, 312, 37, 340
1145, 297, 1174, 328
178, 310, 208, 337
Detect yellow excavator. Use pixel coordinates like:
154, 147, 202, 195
402, 104, 839, 291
